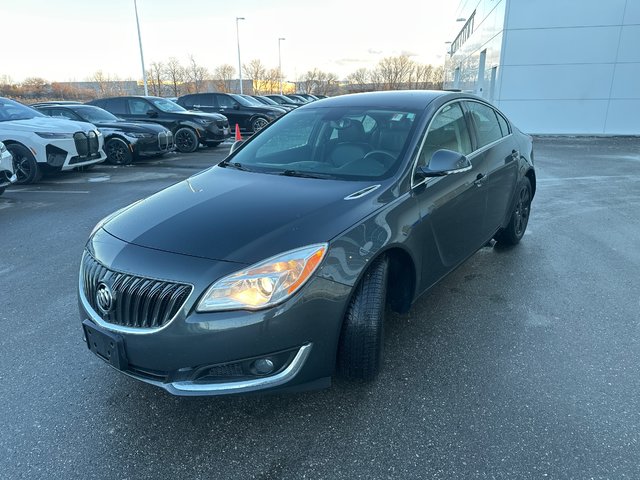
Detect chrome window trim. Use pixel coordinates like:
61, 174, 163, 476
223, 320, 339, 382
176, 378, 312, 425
411, 99, 513, 189
169, 344, 312, 394
78, 252, 195, 336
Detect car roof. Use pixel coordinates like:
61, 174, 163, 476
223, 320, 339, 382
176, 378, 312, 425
305, 90, 452, 110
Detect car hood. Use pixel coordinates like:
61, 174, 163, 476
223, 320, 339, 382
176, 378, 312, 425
179, 110, 227, 122
1, 117, 96, 133
102, 167, 389, 264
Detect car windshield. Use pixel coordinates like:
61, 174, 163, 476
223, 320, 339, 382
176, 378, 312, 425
229, 94, 253, 107
240, 95, 264, 106
258, 96, 278, 105
225, 106, 419, 181
150, 98, 186, 113
0, 98, 45, 121
74, 106, 119, 122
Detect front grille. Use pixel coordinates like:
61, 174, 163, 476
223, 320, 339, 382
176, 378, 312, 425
73, 131, 100, 158
158, 131, 172, 150
81, 252, 192, 329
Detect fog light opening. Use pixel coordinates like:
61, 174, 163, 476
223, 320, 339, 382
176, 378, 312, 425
253, 358, 275, 375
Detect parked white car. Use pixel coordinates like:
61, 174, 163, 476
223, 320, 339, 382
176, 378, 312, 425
0, 97, 106, 184
0, 140, 16, 195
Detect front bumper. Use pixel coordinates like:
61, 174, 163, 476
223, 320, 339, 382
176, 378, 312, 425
78, 229, 350, 396
32, 133, 107, 171
0, 150, 16, 187
197, 120, 232, 143
132, 131, 175, 157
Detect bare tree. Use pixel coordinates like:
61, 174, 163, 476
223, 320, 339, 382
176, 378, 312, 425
213, 64, 236, 93
410, 64, 434, 89
91, 70, 111, 96
264, 68, 280, 94
346, 68, 370, 92
147, 62, 165, 96
378, 54, 415, 90
165, 58, 186, 96
20, 77, 49, 98
243, 59, 267, 94
186, 55, 209, 93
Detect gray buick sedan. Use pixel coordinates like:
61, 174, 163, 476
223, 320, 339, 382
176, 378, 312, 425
79, 91, 535, 396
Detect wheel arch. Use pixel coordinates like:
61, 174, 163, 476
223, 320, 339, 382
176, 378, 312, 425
525, 167, 536, 200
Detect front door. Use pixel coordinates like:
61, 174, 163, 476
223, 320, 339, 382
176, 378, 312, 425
412, 101, 488, 289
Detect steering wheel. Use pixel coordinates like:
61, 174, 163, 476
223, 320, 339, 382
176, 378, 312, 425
362, 150, 396, 169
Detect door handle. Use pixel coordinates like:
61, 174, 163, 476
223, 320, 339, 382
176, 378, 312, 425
474, 173, 485, 187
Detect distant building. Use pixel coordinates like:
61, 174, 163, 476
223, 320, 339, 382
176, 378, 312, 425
444, 0, 640, 134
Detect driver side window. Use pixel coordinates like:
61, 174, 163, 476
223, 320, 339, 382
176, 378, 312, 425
417, 103, 472, 169
128, 98, 151, 115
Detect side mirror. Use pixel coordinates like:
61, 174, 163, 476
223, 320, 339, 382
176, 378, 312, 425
146, 110, 158, 118
229, 140, 244, 154
417, 149, 472, 177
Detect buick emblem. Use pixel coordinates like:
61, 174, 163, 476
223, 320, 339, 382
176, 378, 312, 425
96, 282, 115, 315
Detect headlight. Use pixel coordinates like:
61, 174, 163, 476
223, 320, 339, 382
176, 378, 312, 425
35, 132, 73, 139
196, 119, 211, 125
267, 111, 279, 118
124, 132, 152, 139
197, 243, 328, 312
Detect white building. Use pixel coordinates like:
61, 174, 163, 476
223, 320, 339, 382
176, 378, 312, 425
443, 0, 640, 134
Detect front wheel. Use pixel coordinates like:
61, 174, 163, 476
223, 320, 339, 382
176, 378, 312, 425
251, 117, 269, 133
8, 144, 42, 184
174, 127, 199, 153
105, 138, 133, 165
494, 177, 532, 245
337, 255, 388, 380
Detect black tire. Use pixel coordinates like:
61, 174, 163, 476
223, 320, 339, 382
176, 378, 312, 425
174, 127, 199, 153
105, 138, 133, 165
251, 117, 269, 133
494, 177, 532, 246
204, 141, 222, 148
337, 255, 389, 380
8, 144, 42, 185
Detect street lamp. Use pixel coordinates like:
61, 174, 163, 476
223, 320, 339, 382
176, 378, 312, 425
278, 37, 286, 95
236, 17, 245, 94
134, 0, 148, 95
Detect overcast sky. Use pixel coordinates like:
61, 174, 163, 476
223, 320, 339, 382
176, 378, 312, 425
2, 0, 460, 83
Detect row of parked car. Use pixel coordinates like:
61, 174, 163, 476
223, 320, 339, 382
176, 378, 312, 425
0, 92, 326, 192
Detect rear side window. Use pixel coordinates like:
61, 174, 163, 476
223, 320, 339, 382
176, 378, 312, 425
180, 95, 196, 108
103, 98, 127, 115
496, 112, 510, 136
217, 95, 236, 108
466, 101, 503, 148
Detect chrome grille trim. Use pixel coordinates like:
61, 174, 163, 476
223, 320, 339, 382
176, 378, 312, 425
79, 252, 193, 333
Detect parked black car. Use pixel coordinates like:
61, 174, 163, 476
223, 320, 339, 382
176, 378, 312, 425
265, 94, 301, 109
34, 103, 174, 165
283, 94, 309, 105
294, 93, 319, 102
78, 91, 535, 396
252, 95, 296, 111
176, 92, 283, 133
239, 94, 290, 114
87, 96, 231, 153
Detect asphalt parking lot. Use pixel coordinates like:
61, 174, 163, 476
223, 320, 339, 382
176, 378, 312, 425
1, 137, 639, 479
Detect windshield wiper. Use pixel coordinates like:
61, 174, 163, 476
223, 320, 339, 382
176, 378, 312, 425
218, 160, 252, 171
279, 170, 334, 179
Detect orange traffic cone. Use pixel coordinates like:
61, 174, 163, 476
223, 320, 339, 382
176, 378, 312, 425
235, 123, 242, 141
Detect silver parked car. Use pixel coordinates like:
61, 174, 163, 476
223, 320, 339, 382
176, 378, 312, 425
0, 141, 16, 196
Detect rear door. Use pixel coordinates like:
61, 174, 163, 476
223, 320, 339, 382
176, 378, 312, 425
465, 101, 519, 236
213, 94, 244, 129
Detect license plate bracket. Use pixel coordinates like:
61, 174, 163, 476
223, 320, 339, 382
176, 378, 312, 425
82, 320, 128, 370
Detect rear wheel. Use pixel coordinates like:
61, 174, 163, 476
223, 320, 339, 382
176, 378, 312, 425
174, 127, 199, 153
494, 177, 532, 245
251, 117, 269, 132
8, 144, 42, 184
105, 138, 133, 165
337, 255, 388, 380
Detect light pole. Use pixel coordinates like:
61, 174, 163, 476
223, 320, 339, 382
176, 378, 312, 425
278, 37, 286, 95
236, 17, 245, 94
134, 0, 148, 96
